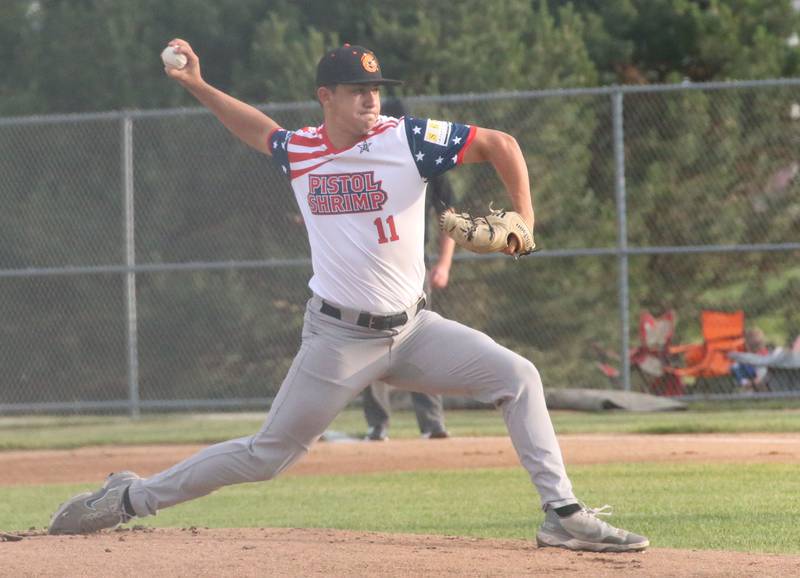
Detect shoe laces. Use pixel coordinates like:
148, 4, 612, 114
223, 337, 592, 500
581, 502, 613, 518
578, 502, 618, 531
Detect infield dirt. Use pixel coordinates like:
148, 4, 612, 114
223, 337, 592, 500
2, 433, 799, 577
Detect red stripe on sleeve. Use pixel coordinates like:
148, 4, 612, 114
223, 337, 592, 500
288, 150, 333, 163
456, 125, 478, 164
291, 134, 326, 147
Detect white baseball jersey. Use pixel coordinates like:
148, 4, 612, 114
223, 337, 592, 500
269, 115, 476, 313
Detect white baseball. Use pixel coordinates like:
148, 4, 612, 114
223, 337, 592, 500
161, 46, 188, 70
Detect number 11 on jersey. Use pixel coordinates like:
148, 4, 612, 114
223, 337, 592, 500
374, 215, 400, 244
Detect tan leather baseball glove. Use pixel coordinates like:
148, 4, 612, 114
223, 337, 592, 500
439, 207, 535, 257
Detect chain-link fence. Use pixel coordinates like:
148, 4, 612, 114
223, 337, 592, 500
1, 79, 799, 414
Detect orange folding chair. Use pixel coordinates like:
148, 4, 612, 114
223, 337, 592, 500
667, 310, 746, 387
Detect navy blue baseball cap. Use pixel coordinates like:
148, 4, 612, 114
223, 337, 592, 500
316, 44, 402, 87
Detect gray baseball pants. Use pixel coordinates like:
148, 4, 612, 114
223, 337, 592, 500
128, 295, 576, 517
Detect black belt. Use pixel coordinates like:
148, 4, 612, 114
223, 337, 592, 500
320, 296, 426, 330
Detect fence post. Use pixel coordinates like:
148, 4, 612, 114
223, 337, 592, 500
122, 114, 140, 418
612, 91, 631, 392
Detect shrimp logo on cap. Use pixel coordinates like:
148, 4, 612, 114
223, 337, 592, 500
361, 52, 379, 73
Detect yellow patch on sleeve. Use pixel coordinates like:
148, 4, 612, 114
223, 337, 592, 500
423, 119, 452, 146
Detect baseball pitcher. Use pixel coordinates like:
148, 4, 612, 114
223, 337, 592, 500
48, 41, 648, 553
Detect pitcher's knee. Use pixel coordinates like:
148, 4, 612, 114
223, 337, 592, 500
498, 357, 543, 402
248, 432, 309, 481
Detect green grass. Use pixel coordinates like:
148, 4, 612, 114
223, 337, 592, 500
4, 407, 800, 553
3, 406, 800, 450
5, 463, 800, 554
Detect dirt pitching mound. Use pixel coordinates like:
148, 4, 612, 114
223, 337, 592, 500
2, 527, 800, 577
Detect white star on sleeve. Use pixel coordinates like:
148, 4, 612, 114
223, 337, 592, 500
452, 136, 462, 145
273, 140, 279, 149
415, 151, 425, 162
451, 155, 458, 163
435, 156, 443, 165
412, 125, 422, 135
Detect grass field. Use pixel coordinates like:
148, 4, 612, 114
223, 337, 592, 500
3, 463, 800, 553
2, 405, 800, 554
3, 404, 800, 450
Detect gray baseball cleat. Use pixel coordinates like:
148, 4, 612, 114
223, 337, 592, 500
48, 471, 140, 535
536, 503, 649, 552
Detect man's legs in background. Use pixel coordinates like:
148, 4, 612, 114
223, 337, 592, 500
363, 382, 391, 440
411, 392, 448, 438
363, 382, 448, 440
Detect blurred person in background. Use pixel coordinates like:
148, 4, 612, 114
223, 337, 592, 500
731, 327, 770, 392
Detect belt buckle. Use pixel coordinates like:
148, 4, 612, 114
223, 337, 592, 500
391, 312, 408, 329
367, 311, 408, 330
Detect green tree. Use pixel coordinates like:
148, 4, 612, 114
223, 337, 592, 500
0, 1, 41, 115
232, 12, 334, 103
560, 0, 800, 83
